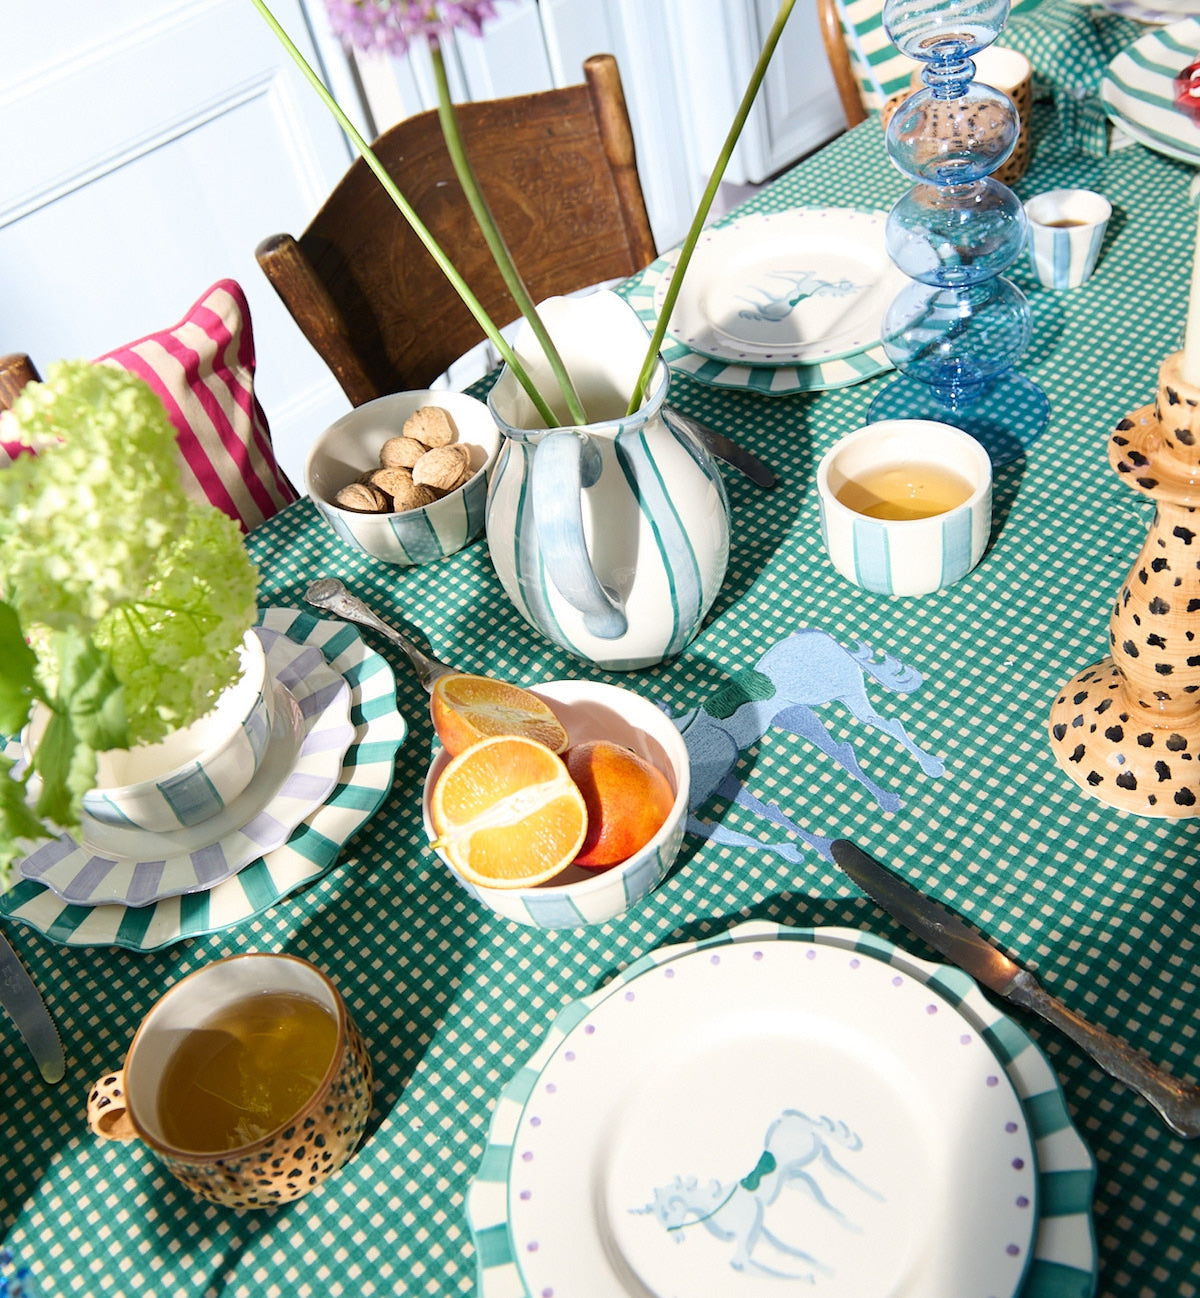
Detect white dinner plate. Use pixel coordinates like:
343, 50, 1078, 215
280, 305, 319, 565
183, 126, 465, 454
468, 922, 1098, 1298
1101, 18, 1200, 165
13, 632, 354, 907
657, 209, 908, 366
0, 608, 408, 950
626, 254, 892, 395
1095, 0, 1200, 23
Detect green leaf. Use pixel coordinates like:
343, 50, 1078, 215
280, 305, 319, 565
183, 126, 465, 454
30, 707, 99, 828
0, 601, 42, 735
0, 754, 44, 843
51, 628, 129, 753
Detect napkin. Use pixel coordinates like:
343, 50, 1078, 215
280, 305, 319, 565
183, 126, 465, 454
1003, 0, 1143, 156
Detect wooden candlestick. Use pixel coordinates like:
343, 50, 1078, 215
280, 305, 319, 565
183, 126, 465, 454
1048, 351, 1200, 817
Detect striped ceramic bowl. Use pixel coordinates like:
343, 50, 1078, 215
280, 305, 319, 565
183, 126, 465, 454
422, 679, 690, 929
305, 390, 501, 568
81, 631, 274, 832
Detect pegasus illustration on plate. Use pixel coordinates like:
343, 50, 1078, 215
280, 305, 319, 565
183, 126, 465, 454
735, 270, 862, 325
632, 1109, 883, 1282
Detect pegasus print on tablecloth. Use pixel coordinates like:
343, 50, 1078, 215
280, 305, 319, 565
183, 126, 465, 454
675, 629, 945, 861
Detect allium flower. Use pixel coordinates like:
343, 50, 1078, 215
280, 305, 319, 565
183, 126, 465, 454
324, 0, 498, 57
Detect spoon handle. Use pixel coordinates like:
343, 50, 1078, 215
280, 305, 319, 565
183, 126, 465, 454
304, 579, 456, 692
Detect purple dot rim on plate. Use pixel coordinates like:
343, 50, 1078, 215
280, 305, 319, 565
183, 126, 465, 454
753, 949, 764, 961
926, 1004, 939, 1015
850, 957, 861, 968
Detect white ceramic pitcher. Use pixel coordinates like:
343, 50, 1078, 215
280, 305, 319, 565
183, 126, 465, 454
485, 291, 730, 670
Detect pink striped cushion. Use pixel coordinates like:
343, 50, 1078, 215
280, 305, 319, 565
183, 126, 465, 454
96, 279, 298, 533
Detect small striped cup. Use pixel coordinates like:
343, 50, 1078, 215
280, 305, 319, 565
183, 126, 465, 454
1025, 189, 1112, 291
82, 631, 274, 831
817, 420, 992, 597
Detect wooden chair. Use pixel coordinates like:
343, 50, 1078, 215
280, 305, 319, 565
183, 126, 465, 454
0, 353, 40, 411
256, 53, 657, 407
817, 0, 919, 128
819, 0, 869, 128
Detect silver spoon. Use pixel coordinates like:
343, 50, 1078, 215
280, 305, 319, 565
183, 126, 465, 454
304, 579, 457, 692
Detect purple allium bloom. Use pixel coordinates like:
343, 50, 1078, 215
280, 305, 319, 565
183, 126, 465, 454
324, 0, 499, 57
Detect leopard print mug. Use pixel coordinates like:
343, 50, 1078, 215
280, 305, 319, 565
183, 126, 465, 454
86, 953, 373, 1209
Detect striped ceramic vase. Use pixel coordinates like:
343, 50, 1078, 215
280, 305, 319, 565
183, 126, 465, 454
486, 292, 730, 671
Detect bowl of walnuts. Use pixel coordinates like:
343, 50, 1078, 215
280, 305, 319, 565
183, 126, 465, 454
305, 390, 501, 566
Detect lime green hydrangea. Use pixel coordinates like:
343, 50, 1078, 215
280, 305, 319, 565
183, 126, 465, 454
0, 361, 260, 878
95, 506, 260, 742
0, 361, 192, 632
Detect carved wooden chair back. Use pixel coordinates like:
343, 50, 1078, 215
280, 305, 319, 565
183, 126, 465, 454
256, 52, 657, 406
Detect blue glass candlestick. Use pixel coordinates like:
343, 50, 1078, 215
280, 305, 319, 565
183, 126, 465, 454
868, 0, 1048, 464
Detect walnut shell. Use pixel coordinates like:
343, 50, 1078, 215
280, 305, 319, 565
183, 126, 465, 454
413, 444, 472, 491
387, 480, 439, 512
334, 481, 390, 513
426, 466, 472, 498
403, 406, 457, 448
378, 436, 428, 469
367, 466, 414, 498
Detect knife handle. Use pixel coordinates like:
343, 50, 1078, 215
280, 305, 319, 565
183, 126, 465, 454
1006, 970, 1200, 1139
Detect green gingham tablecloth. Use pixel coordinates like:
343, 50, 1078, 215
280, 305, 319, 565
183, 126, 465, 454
4, 104, 1200, 1297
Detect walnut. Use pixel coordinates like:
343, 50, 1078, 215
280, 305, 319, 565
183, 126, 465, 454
387, 480, 439, 512
413, 444, 472, 492
378, 436, 427, 469
367, 466, 414, 499
403, 406, 457, 448
334, 481, 389, 513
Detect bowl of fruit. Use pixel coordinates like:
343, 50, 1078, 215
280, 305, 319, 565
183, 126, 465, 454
421, 674, 690, 928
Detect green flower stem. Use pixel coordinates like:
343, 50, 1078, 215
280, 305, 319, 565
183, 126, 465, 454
626, 0, 800, 415
252, 0, 561, 428
430, 43, 587, 425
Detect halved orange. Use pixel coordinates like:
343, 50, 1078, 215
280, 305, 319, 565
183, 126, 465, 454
429, 735, 587, 889
430, 673, 569, 757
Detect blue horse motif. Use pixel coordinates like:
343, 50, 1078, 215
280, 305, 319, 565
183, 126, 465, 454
675, 629, 945, 861
633, 1110, 884, 1282
736, 271, 861, 323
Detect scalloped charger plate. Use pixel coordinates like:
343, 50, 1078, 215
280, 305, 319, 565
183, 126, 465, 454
467, 922, 1098, 1298
0, 608, 407, 950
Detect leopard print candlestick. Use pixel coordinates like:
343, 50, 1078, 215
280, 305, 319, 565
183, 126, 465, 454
1049, 351, 1200, 816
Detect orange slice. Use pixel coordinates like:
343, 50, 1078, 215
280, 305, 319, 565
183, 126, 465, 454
429, 735, 587, 889
430, 673, 569, 757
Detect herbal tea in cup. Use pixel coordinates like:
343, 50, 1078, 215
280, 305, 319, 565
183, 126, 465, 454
835, 461, 975, 521
817, 419, 992, 597
86, 953, 372, 1209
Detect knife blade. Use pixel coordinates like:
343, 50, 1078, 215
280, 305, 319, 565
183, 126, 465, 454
663, 406, 777, 490
831, 838, 1200, 1139
0, 927, 65, 1084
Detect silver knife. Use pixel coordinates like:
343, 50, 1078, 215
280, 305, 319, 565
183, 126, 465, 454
831, 838, 1200, 1139
663, 406, 777, 490
0, 927, 65, 1084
